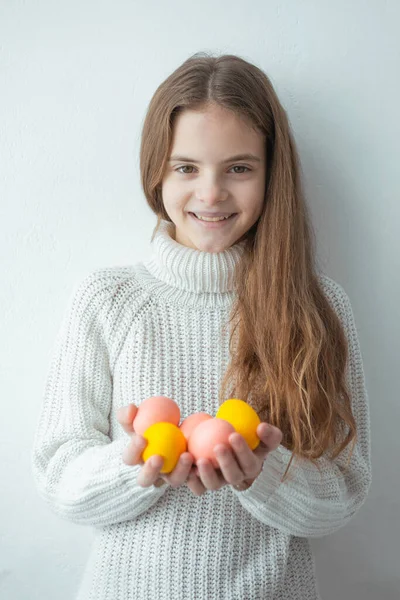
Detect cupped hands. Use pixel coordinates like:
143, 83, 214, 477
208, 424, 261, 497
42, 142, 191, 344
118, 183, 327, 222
117, 403, 283, 496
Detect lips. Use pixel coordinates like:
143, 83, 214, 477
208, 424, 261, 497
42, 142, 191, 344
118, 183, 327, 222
188, 212, 238, 228
189, 213, 236, 220
190, 212, 235, 218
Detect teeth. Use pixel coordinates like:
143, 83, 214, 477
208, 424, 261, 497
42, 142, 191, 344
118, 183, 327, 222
194, 214, 232, 222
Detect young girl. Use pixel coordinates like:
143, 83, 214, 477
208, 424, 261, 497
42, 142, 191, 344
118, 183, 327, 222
32, 52, 372, 600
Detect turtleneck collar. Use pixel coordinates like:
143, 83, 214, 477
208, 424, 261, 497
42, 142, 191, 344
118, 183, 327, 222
142, 219, 247, 296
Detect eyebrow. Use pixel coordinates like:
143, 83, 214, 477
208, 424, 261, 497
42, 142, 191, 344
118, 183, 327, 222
168, 153, 261, 164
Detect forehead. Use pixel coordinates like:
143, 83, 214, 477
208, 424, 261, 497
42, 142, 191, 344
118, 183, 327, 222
171, 106, 264, 154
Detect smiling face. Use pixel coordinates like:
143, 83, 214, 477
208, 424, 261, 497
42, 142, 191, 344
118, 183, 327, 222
161, 103, 267, 253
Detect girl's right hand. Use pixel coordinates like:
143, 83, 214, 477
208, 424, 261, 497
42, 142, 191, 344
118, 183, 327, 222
117, 404, 204, 494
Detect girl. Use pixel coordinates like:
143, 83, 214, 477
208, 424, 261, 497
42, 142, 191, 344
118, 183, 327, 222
32, 52, 372, 600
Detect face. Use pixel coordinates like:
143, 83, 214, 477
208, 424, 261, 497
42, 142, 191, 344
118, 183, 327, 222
161, 103, 266, 252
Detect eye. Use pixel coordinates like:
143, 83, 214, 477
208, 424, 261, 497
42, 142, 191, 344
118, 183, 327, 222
175, 165, 251, 175
230, 165, 250, 174
176, 165, 196, 174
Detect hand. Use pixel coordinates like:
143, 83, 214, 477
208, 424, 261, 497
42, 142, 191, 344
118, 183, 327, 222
117, 404, 202, 493
194, 423, 283, 492
117, 404, 283, 496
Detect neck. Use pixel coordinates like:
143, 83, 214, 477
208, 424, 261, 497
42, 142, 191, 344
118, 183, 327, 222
139, 219, 247, 307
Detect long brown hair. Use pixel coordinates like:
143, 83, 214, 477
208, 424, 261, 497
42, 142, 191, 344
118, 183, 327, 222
139, 52, 357, 480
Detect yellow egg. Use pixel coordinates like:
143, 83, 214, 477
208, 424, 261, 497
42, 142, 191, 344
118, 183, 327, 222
215, 398, 261, 450
141, 422, 187, 473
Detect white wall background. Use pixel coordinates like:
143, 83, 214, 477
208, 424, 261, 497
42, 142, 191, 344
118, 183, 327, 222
1, 1, 398, 598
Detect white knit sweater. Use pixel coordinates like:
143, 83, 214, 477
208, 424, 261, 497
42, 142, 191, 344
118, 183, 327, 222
31, 219, 372, 600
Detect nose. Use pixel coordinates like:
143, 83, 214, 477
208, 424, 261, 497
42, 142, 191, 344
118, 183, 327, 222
195, 173, 228, 205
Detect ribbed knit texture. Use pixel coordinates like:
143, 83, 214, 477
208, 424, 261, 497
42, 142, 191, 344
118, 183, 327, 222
31, 218, 372, 599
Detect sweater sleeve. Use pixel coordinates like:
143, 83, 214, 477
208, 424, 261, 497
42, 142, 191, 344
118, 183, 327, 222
232, 277, 372, 539
31, 269, 167, 528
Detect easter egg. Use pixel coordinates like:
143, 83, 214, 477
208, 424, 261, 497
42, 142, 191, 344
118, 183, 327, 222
216, 398, 261, 450
179, 412, 213, 442
133, 396, 180, 436
188, 417, 235, 469
141, 422, 187, 474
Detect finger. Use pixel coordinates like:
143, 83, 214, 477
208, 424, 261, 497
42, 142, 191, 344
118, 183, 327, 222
197, 459, 226, 491
186, 473, 207, 496
253, 424, 283, 459
154, 464, 198, 488
216, 441, 256, 483
137, 454, 164, 488
153, 477, 167, 488
166, 452, 194, 488
193, 465, 223, 478
117, 404, 138, 435
122, 432, 147, 466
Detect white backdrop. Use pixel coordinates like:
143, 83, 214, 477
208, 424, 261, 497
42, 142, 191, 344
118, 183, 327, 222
1, 1, 399, 598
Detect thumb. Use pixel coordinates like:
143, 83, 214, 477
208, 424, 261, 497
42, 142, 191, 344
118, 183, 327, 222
117, 403, 138, 435
256, 423, 283, 455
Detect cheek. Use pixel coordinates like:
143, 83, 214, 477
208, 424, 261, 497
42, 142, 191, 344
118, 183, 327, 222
160, 178, 173, 196
160, 182, 176, 207
240, 173, 264, 194
240, 182, 265, 210
253, 172, 266, 194
162, 183, 192, 212
253, 177, 266, 206
162, 177, 187, 197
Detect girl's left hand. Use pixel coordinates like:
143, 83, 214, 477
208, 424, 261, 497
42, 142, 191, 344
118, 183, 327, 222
194, 423, 283, 493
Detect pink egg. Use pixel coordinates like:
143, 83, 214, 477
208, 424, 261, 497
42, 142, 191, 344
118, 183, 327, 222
188, 417, 235, 469
179, 412, 213, 442
133, 396, 180, 436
